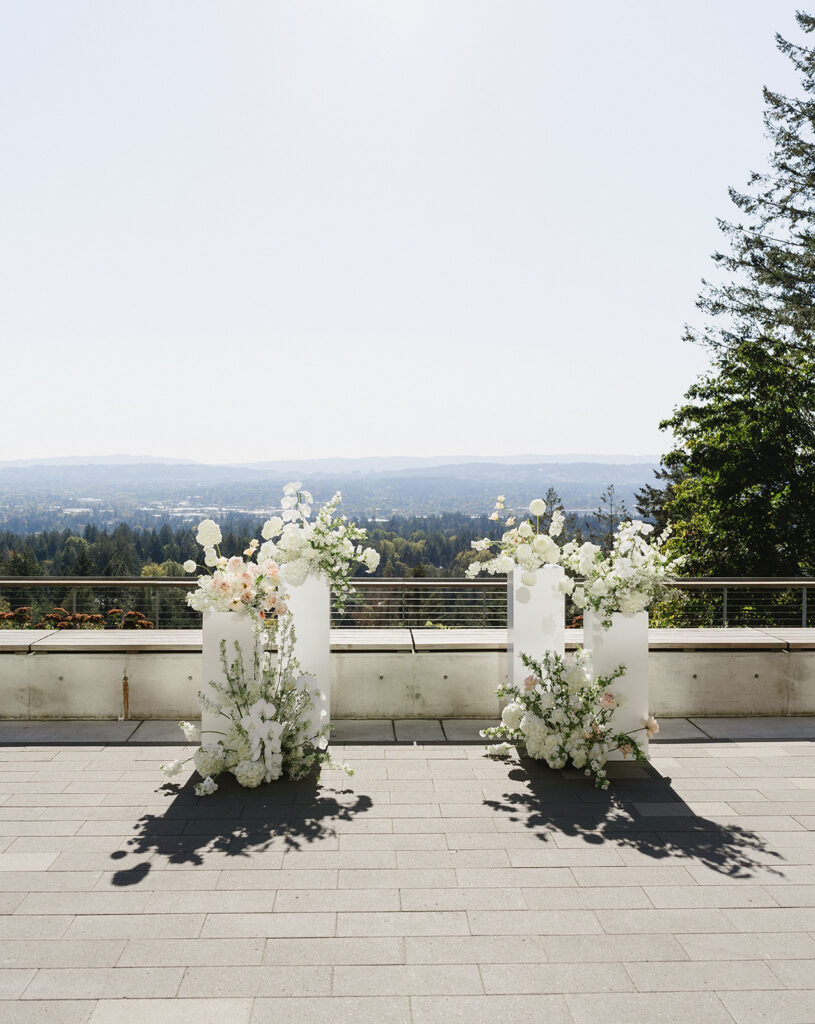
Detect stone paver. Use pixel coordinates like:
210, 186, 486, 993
1, 725, 815, 1019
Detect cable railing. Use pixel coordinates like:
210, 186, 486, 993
0, 576, 814, 630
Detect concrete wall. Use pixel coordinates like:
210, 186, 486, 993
1, 643, 815, 719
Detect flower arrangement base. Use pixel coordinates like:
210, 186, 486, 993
201, 611, 259, 739
507, 564, 565, 689
583, 609, 649, 759
286, 575, 332, 720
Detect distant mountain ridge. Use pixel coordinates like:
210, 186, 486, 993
0, 452, 659, 472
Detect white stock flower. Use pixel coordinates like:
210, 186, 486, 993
194, 776, 218, 796
159, 759, 185, 778
529, 498, 547, 516
178, 721, 200, 742
203, 547, 218, 568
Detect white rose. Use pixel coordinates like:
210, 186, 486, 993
532, 534, 560, 563
517, 521, 533, 539
362, 547, 380, 571
182, 560, 197, 574
498, 555, 515, 574
196, 519, 222, 547
261, 516, 283, 540
282, 558, 310, 587
557, 576, 575, 596
515, 543, 533, 563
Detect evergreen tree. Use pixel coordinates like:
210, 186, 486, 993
688, 12, 815, 358
647, 12, 815, 575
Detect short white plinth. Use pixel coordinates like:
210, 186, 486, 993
507, 564, 566, 688
286, 575, 332, 718
583, 609, 650, 759
201, 611, 259, 742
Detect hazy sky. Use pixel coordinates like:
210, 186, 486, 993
0, 1, 801, 463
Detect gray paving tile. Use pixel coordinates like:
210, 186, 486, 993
441, 721, 496, 741
720, 990, 815, 1023
481, 961, 633, 993
0, 1000, 96, 1023
88, 1000, 252, 1024
394, 721, 445, 742
333, 964, 482, 996
263, 937, 405, 965
330, 721, 396, 742
690, 717, 815, 740
177, 965, 331, 997
410, 995, 572, 1024
22, 967, 184, 999
0, 940, 125, 968
118, 938, 264, 966
252, 997, 411, 1023
0, 971, 36, 998
626, 959, 783, 991
567, 991, 734, 1023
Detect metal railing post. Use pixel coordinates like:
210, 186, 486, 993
154, 588, 160, 629
723, 587, 728, 627
804, 587, 808, 628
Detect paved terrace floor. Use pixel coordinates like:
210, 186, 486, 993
2, 721, 815, 1023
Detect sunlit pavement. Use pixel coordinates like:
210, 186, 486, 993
1, 722, 815, 1022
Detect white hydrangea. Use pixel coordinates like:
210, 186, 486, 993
196, 519, 222, 547
194, 743, 226, 779
501, 702, 524, 731
233, 759, 266, 788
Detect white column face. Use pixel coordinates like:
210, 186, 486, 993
583, 609, 650, 759
507, 564, 566, 688
286, 574, 332, 718
201, 611, 258, 741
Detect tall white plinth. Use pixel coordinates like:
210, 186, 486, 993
507, 564, 566, 688
201, 611, 258, 742
583, 609, 649, 759
286, 575, 332, 718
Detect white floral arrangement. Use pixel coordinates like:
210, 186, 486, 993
160, 614, 352, 794
481, 649, 658, 789
255, 483, 380, 610
561, 521, 684, 628
465, 495, 570, 589
183, 482, 380, 618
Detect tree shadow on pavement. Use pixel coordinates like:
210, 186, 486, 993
484, 755, 784, 879
110, 769, 371, 886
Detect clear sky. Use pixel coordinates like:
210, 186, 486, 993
0, 1, 801, 464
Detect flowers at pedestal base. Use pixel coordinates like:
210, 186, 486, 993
481, 649, 655, 790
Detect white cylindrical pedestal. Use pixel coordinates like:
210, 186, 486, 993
286, 575, 332, 718
201, 611, 259, 741
583, 609, 649, 759
507, 564, 566, 688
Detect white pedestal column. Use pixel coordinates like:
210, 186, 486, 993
507, 564, 566, 688
201, 611, 258, 742
286, 575, 332, 719
583, 609, 650, 759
